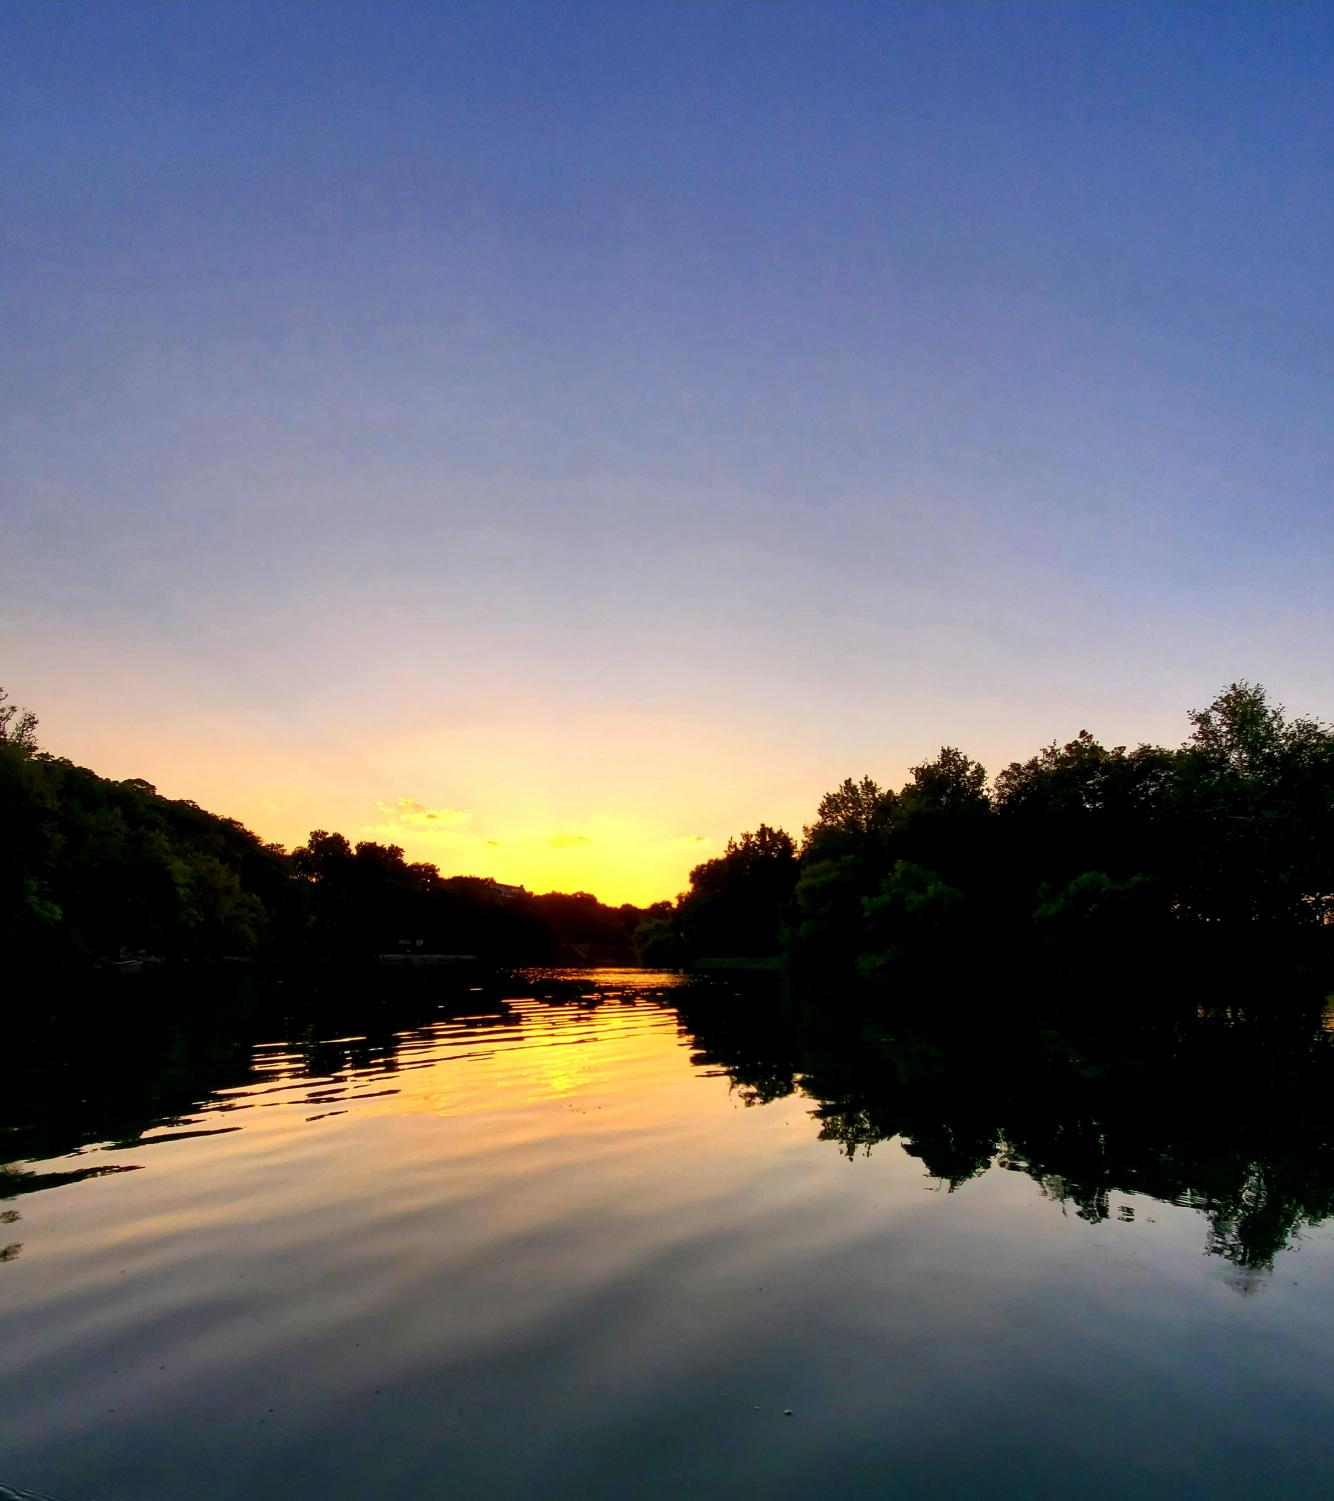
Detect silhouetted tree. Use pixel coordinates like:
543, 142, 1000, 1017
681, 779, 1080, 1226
802, 776, 898, 864
5, 679, 1331, 980
677, 825, 798, 960
0, 688, 39, 753
1171, 682, 1334, 926
1, 688, 651, 971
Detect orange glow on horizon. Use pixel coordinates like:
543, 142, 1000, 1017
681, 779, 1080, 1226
27, 691, 852, 907
22, 660, 1117, 907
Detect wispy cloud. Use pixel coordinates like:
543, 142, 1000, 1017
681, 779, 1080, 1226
376, 797, 470, 827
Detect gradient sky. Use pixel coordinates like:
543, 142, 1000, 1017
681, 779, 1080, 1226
4, 1, 1332, 904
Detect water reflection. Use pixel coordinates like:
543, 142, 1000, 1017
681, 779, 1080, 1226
0, 969, 692, 1269
5, 968, 1334, 1283
678, 978, 1334, 1284
5, 968, 1334, 1500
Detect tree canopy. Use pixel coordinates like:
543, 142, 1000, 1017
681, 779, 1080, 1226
4, 679, 1330, 980
0, 690, 650, 969
638, 682, 1334, 977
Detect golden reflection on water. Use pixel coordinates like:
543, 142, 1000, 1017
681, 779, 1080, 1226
409, 997, 685, 1115
10, 969, 1334, 1501
162, 970, 712, 1155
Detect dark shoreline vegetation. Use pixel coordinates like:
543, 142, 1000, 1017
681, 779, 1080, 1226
0, 688, 648, 970
640, 679, 1334, 987
2, 680, 1332, 985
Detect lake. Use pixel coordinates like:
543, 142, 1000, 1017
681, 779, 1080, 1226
5, 966, 1334, 1499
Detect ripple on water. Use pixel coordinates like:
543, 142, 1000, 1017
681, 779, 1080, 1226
5, 968, 1334, 1500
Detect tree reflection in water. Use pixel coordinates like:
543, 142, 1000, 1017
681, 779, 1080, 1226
677, 972, 1334, 1284
4, 967, 1334, 1287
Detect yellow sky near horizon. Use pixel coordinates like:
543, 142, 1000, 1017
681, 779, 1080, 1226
22, 681, 856, 906
10, 642, 1242, 908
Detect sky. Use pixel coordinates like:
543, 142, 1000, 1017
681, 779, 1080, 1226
3, 1, 1332, 905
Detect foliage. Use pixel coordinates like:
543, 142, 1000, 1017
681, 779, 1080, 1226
801, 776, 897, 865
0, 688, 39, 753
0, 688, 649, 969
649, 682, 1334, 977
5, 678, 1331, 978
857, 861, 969, 979
646, 825, 798, 963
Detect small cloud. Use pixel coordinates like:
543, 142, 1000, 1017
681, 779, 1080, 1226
485, 838, 503, 848
547, 833, 591, 848
376, 798, 469, 827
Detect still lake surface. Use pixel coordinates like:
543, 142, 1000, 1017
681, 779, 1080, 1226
5, 967, 1334, 1499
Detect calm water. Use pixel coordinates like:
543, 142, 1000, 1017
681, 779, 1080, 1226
5, 968, 1334, 1499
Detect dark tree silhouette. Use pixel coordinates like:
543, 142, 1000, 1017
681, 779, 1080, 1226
0, 688, 651, 970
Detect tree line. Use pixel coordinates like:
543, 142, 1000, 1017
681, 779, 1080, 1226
5, 680, 1330, 976
636, 681, 1334, 976
0, 689, 646, 968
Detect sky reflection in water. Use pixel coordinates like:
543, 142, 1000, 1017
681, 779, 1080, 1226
4, 969, 1334, 1500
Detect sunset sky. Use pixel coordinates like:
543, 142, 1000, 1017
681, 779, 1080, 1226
4, 1, 1332, 905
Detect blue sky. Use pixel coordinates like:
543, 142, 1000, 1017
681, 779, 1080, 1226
4, 1, 1332, 901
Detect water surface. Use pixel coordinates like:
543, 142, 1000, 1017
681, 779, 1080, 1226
4, 968, 1334, 1498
